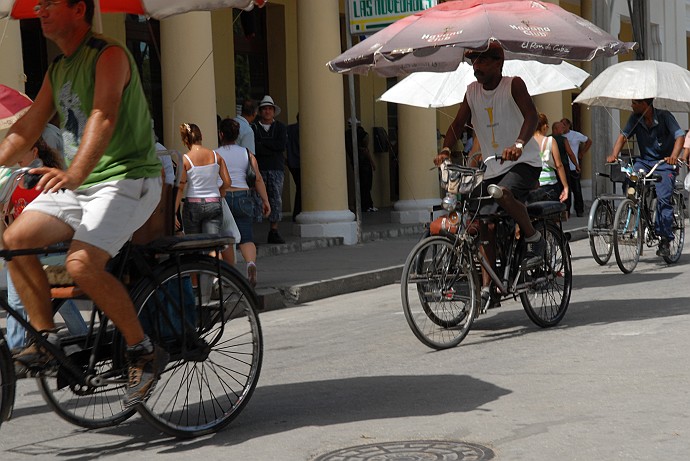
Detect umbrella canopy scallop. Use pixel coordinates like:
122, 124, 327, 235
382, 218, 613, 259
0, 0, 265, 20
573, 60, 690, 112
0, 84, 32, 130
328, 0, 636, 77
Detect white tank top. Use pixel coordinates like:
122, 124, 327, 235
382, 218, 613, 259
184, 151, 221, 198
216, 144, 250, 190
465, 77, 541, 179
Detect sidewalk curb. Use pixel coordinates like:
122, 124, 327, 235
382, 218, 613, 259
257, 265, 403, 311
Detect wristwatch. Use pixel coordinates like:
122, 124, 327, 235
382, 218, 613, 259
514, 141, 524, 150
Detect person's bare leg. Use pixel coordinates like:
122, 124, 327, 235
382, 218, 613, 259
495, 188, 536, 238
66, 240, 144, 346
238, 242, 257, 264
479, 222, 496, 288
221, 245, 235, 265
3, 211, 74, 331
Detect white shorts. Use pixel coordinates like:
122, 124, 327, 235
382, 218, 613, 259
25, 176, 162, 256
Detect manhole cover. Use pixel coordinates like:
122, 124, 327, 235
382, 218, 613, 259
313, 440, 495, 461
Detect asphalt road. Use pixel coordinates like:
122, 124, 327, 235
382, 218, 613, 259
2, 237, 689, 460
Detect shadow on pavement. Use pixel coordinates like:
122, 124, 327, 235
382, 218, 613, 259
4, 375, 510, 457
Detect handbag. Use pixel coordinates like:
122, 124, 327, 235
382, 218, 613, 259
245, 148, 257, 188
540, 136, 556, 168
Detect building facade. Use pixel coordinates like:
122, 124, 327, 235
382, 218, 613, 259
1, 0, 689, 244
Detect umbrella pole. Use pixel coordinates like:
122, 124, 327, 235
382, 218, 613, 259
345, 6, 362, 244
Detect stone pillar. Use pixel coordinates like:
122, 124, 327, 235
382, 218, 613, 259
212, 9, 236, 119
160, 12, 218, 152
295, 0, 357, 244
0, 21, 25, 92
392, 104, 439, 223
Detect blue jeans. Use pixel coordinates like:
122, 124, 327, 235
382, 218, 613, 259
634, 160, 676, 240
6, 271, 88, 350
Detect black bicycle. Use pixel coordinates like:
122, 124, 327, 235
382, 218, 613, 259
0, 166, 263, 438
400, 159, 572, 350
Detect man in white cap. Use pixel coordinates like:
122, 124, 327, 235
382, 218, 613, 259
252, 95, 287, 244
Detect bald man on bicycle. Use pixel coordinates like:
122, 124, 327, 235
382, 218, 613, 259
0, 0, 167, 408
434, 42, 546, 308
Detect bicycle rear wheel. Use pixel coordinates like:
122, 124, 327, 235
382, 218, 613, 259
613, 198, 642, 274
520, 222, 572, 327
401, 236, 479, 350
663, 191, 685, 264
588, 197, 614, 265
37, 301, 136, 429
132, 256, 263, 438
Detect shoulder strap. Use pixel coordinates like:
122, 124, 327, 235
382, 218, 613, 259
183, 153, 195, 168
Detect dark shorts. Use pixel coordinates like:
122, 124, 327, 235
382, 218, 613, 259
470, 163, 541, 215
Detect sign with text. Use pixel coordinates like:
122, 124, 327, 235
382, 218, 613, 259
349, 0, 437, 35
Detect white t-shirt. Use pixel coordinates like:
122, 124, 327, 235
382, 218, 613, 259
465, 77, 541, 179
563, 130, 588, 171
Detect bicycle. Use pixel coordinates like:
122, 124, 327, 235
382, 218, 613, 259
0, 165, 263, 438
400, 159, 572, 350
588, 162, 629, 265
612, 158, 686, 274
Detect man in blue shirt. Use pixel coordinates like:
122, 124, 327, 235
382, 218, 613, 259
606, 98, 684, 256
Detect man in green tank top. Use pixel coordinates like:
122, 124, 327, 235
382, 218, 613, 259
0, 0, 167, 408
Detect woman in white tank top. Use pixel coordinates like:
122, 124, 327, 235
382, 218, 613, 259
176, 123, 231, 236
217, 118, 270, 287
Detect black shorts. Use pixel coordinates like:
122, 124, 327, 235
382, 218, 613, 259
470, 163, 541, 215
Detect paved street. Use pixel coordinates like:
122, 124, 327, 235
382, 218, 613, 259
2, 236, 690, 460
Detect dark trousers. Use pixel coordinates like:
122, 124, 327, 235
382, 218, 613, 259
289, 166, 301, 221
359, 163, 374, 210
569, 169, 584, 215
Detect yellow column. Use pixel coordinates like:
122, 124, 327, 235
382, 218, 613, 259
212, 9, 236, 120
532, 93, 564, 133
0, 21, 25, 92
160, 13, 218, 152
393, 104, 439, 223
295, 0, 357, 243
0, 21, 25, 141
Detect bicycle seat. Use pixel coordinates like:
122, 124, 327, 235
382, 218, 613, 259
143, 234, 235, 253
526, 201, 567, 218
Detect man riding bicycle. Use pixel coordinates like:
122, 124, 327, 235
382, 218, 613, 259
605, 98, 684, 257
0, 0, 167, 407
435, 42, 545, 308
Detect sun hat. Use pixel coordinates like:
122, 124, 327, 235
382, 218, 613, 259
258, 95, 281, 116
464, 42, 505, 62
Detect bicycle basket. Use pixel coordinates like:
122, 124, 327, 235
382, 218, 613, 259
441, 163, 484, 195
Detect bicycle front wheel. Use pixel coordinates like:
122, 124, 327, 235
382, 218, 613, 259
401, 236, 479, 350
131, 256, 263, 438
588, 197, 614, 265
520, 222, 572, 327
0, 334, 16, 427
613, 198, 642, 274
663, 191, 685, 264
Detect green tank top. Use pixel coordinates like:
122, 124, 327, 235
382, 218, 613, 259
49, 32, 160, 188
